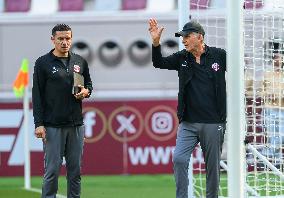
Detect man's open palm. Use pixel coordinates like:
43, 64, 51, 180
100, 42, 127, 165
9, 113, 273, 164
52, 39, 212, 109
148, 18, 164, 46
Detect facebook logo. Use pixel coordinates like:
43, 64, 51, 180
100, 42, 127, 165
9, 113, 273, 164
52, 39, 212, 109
84, 111, 96, 138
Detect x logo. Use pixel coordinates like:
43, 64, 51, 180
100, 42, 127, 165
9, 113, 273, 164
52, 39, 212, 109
116, 114, 136, 134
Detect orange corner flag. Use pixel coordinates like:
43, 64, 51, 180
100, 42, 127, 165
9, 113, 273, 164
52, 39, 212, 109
13, 59, 29, 98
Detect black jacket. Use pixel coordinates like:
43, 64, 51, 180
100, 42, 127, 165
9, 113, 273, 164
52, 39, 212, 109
152, 45, 226, 123
32, 50, 93, 128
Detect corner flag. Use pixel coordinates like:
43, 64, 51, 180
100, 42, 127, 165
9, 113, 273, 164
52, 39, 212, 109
13, 58, 31, 189
13, 58, 29, 98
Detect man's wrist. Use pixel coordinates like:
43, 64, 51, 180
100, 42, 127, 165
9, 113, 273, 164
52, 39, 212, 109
152, 42, 160, 47
86, 87, 91, 97
35, 123, 44, 129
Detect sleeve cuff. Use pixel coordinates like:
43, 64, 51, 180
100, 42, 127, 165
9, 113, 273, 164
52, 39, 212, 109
35, 122, 44, 128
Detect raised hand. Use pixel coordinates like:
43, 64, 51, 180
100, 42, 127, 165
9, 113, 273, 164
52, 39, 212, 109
148, 18, 164, 47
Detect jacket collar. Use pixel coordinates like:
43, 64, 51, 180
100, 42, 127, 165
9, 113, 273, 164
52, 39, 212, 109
48, 49, 73, 61
185, 44, 209, 59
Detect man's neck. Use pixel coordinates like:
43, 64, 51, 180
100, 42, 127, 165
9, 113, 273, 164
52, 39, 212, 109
191, 43, 205, 58
52, 50, 69, 58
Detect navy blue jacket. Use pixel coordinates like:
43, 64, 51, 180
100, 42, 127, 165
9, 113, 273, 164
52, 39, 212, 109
32, 49, 93, 128
152, 45, 226, 123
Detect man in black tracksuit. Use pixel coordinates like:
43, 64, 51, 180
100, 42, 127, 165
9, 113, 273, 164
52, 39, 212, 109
148, 19, 226, 198
32, 24, 93, 198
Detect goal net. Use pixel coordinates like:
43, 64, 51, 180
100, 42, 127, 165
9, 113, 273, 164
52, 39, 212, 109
186, 0, 284, 197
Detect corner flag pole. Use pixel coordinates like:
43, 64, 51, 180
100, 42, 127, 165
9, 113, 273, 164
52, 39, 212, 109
24, 85, 31, 189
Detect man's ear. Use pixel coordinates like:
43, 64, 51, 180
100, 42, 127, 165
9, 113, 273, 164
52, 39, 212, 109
199, 34, 204, 41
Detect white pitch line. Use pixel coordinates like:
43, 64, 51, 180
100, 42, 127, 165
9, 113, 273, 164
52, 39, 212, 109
23, 187, 67, 198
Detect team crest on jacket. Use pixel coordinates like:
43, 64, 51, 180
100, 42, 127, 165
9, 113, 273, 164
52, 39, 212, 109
73, 65, 80, 73
211, 63, 220, 71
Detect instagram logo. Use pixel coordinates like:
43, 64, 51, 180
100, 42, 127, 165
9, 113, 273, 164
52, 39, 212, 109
144, 105, 178, 141
151, 112, 173, 134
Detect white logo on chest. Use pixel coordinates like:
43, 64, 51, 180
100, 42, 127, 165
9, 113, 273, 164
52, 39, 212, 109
181, 61, 188, 67
52, 66, 58, 73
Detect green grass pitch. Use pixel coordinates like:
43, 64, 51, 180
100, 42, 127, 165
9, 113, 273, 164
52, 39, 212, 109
0, 174, 176, 198
0, 174, 283, 197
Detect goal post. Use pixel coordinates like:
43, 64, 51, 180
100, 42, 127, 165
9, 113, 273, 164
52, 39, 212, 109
177, 1, 194, 197
227, 0, 246, 197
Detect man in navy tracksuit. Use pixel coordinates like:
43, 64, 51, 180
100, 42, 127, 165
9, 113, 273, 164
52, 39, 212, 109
32, 24, 93, 198
148, 18, 226, 198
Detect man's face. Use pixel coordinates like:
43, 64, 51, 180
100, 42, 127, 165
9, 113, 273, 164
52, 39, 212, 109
51, 31, 72, 55
182, 32, 203, 52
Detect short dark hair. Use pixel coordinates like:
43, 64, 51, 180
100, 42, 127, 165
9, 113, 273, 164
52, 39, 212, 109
52, 24, 72, 36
